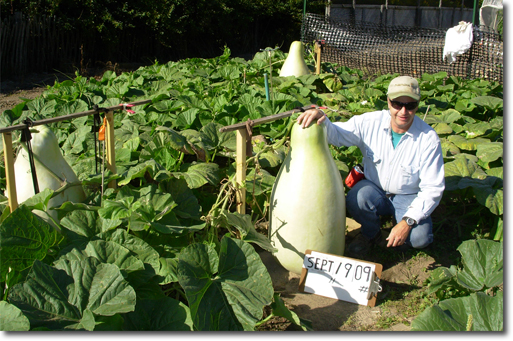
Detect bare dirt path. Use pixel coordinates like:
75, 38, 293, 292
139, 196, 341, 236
1, 72, 73, 112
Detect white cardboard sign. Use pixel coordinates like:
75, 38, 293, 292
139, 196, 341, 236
298, 250, 383, 306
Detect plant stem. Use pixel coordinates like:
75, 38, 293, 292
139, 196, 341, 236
255, 314, 275, 327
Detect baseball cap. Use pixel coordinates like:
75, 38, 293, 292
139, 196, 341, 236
387, 76, 421, 101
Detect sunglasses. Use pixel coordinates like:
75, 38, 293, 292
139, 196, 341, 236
390, 100, 418, 111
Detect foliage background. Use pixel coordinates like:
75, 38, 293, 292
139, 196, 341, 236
0, 0, 327, 63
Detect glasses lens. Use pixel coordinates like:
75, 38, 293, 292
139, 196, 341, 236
404, 102, 418, 110
391, 100, 418, 110
390, 100, 402, 110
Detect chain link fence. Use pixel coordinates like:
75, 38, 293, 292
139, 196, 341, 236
302, 13, 503, 83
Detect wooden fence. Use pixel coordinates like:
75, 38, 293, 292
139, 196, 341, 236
1, 13, 172, 79
1, 14, 81, 77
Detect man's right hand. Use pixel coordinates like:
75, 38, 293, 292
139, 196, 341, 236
297, 109, 326, 128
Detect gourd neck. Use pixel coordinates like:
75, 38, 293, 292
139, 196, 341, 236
290, 122, 328, 150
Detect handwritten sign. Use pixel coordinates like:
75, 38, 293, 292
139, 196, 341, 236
298, 250, 382, 306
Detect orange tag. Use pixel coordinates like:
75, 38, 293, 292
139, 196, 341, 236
98, 117, 107, 141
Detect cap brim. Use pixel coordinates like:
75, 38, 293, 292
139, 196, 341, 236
388, 92, 420, 101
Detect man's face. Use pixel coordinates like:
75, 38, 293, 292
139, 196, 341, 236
388, 96, 418, 133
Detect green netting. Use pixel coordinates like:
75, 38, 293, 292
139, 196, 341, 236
302, 13, 503, 83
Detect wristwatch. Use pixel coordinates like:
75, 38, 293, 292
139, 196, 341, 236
403, 216, 416, 227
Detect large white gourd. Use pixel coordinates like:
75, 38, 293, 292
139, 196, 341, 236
279, 41, 310, 77
269, 121, 346, 275
9, 125, 86, 221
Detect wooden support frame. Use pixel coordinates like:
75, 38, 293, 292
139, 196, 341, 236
0, 100, 150, 213
315, 40, 325, 75
2, 132, 18, 212
235, 130, 247, 214
220, 104, 321, 213
105, 111, 117, 189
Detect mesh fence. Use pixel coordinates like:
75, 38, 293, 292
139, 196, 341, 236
302, 13, 503, 83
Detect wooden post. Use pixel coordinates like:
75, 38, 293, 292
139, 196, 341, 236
2, 132, 18, 212
235, 129, 247, 214
219, 105, 316, 213
315, 41, 322, 75
105, 111, 117, 188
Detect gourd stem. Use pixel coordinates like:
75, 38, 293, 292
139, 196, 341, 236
51, 181, 85, 197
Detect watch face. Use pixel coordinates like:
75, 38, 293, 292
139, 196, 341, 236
406, 218, 415, 226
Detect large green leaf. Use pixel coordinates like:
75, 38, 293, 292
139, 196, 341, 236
98, 197, 135, 229
174, 162, 221, 189
221, 210, 276, 252
106, 82, 129, 98
26, 97, 57, 118
8, 258, 136, 330
440, 108, 462, 123
154, 127, 191, 153
175, 108, 200, 129
411, 292, 503, 331
105, 229, 161, 275
440, 139, 460, 158
106, 184, 187, 233
456, 239, 503, 291
60, 239, 145, 274
443, 155, 479, 191
470, 96, 503, 111
447, 135, 490, 151
158, 177, 202, 221
118, 159, 165, 186
0, 301, 30, 331
201, 121, 237, 152
122, 297, 193, 331
54, 257, 137, 317
0, 205, 61, 279
60, 209, 113, 248
99, 229, 165, 297
476, 142, 503, 164
216, 64, 241, 80
177, 237, 273, 331
59, 99, 89, 116
425, 266, 458, 295
20, 188, 54, 213
432, 122, 453, 135
457, 176, 503, 215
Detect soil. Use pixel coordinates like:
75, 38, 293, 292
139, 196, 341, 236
256, 218, 441, 332
0, 71, 455, 332
1, 72, 70, 112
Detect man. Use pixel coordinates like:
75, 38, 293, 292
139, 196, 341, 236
296, 76, 445, 258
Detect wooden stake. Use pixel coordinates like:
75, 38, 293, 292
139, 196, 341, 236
105, 111, 117, 188
315, 41, 322, 75
2, 132, 18, 212
235, 129, 247, 214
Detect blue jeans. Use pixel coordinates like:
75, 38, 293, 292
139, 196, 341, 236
346, 180, 433, 249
